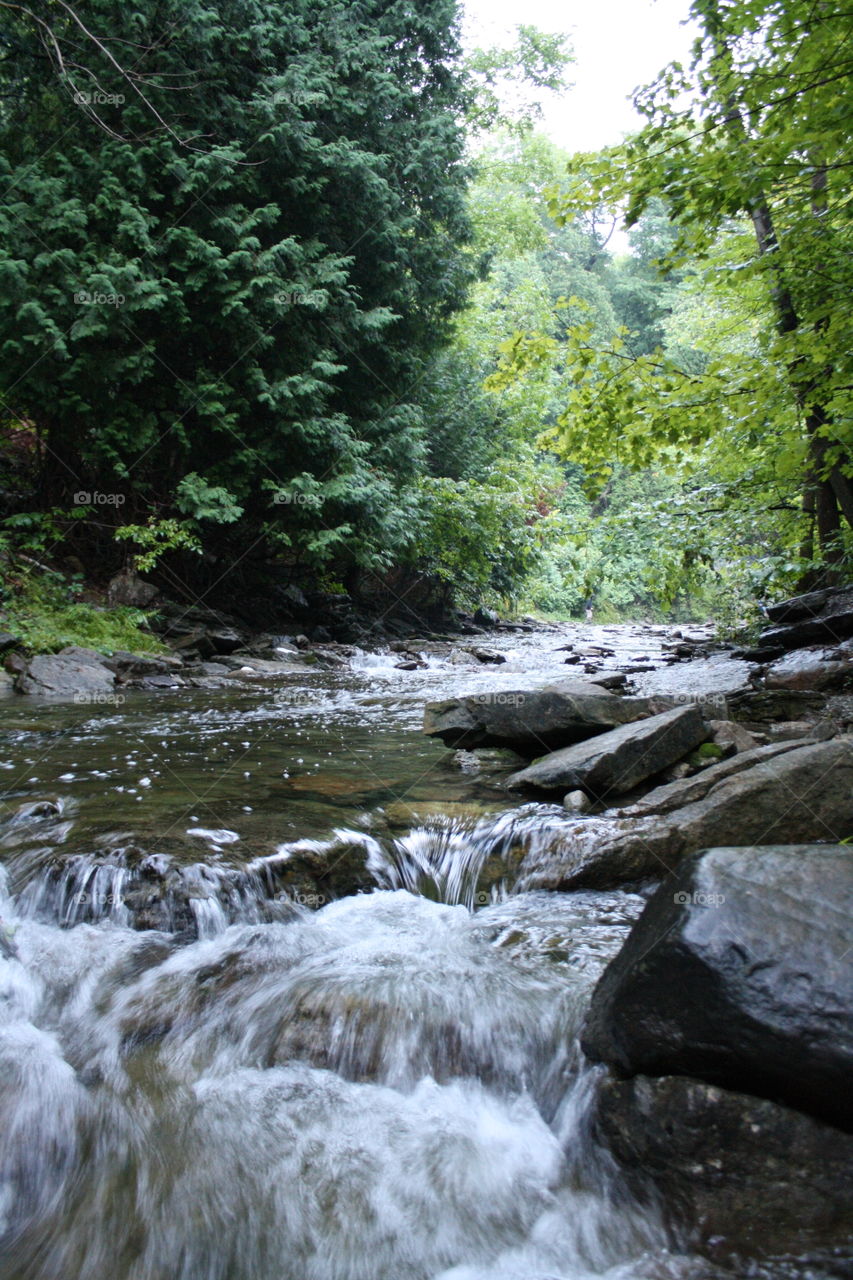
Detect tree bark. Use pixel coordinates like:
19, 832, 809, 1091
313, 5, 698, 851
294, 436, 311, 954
704, 7, 850, 569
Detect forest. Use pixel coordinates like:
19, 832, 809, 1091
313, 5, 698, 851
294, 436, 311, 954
0, 0, 850, 647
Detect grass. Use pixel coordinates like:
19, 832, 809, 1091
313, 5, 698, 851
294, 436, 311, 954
2, 569, 164, 656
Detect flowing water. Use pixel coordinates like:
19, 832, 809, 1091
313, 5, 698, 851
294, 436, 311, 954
0, 625, 835, 1279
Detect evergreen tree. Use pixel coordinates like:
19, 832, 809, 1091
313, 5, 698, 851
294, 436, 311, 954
0, 0, 471, 578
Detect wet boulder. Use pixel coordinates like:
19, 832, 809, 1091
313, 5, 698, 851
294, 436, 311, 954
593, 1074, 853, 1264
15, 646, 118, 699
505, 705, 708, 798
764, 640, 853, 691
518, 737, 853, 891
759, 582, 853, 651
465, 646, 507, 664
423, 682, 669, 752
582, 843, 853, 1131
102, 650, 184, 680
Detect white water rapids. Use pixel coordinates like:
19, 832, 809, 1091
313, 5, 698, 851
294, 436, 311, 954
0, 624, 808, 1278
0, 852, 731, 1280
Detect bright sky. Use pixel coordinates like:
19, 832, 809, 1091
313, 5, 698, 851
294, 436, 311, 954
462, 0, 698, 152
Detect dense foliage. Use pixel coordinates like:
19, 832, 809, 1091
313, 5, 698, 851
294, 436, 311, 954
527, 0, 853, 587
0, 0, 471, 587
0, 0, 850, 643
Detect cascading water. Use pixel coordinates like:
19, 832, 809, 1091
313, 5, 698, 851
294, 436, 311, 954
0, 626, 828, 1278
1, 861, 701, 1280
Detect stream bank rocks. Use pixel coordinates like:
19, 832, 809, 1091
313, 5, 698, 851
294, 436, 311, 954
759, 582, 853, 651
423, 682, 674, 751
593, 1074, 853, 1264
7, 641, 319, 698
582, 844, 853, 1130
13, 646, 121, 698
517, 737, 853, 890
504, 705, 708, 798
584, 843, 853, 1265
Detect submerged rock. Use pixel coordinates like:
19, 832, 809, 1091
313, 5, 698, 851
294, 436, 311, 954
582, 844, 853, 1131
593, 1074, 853, 1263
505, 705, 708, 798
423, 682, 668, 752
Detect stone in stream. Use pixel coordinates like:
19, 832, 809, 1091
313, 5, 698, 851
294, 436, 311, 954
15, 645, 118, 698
764, 640, 853, 691
464, 646, 507, 664
592, 1074, 853, 1264
707, 718, 760, 754
563, 789, 592, 813
102, 650, 184, 679
582, 843, 853, 1131
517, 736, 853, 891
504, 705, 709, 798
423, 681, 671, 752
759, 582, 853, 651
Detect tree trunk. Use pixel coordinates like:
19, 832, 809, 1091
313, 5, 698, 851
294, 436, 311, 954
704, 6, 851, 571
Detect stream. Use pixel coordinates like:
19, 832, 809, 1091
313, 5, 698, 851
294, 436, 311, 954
0, 624, 826, 1278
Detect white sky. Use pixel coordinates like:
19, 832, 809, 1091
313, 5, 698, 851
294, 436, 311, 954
462, 0, 698, 152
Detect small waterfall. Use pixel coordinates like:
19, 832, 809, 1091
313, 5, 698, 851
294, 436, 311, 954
0, 879, 683, 1280
7, 847, 300, 937
386, 804, 588, 909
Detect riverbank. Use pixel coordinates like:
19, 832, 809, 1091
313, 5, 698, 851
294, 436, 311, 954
0, 603, 851, 1279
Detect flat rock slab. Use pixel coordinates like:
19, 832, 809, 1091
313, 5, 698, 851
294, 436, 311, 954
582, 843, 853, 1130
505, 705, 709, 798
593, 1074, 853, 1262
423, 682, 670, 752
764, 641, 853, 691
760, 584, 853, 651
15, 646, 117, 699
517, 737, 853, 892
629, 652, 753, 703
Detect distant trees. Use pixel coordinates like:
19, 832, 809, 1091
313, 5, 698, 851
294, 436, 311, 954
542, 0, 853, 582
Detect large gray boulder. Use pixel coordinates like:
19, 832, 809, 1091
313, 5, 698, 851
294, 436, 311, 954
582, 843, 853, 1130
505, 705, 708, 797
764, 640, 853, 690
593, 1074, 853, 1263
517, 737, 853, 891
760, 583, 853, 650
15, 646, 118, 699
423, 682, 670, 752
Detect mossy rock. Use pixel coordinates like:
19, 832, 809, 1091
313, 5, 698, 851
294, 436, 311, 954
689, 742, 725, 766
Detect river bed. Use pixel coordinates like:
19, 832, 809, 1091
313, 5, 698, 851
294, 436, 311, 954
0, 624, 838, 1278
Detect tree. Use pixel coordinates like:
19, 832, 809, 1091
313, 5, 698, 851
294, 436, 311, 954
0, 0, 472, 585
543, 0, 853, 581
